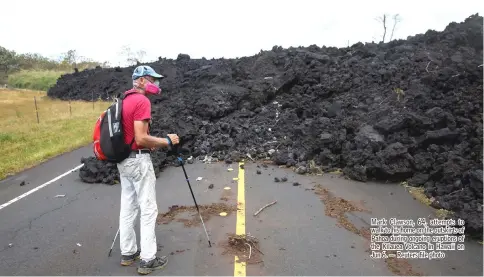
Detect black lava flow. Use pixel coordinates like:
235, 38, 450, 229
49, 15, 483, 238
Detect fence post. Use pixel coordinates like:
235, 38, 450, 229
69, 100, 72, 116
34, 96, 39, 124
92, 91, 94, 110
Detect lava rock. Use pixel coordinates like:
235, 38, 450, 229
343, 165, 368, 182
408, 173, 430, 187
229, 151, 243, 162
421, 128, 460, 145
320, 133, 333, 143
295, 166, 307, 175
273, 151, 290, 165
79, 157, 120, 185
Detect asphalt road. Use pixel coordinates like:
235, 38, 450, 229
0, 146, 482, 276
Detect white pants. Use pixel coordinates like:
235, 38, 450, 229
117, 153, 158, 262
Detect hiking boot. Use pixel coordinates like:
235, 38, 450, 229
120, 250, 141, 266
137, 256, 168, 275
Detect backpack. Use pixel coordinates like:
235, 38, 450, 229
93, 91, 136, 163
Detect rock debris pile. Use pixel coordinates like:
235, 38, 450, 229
49, 15, 483, 237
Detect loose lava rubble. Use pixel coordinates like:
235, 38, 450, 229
221, 234, 263, 264
49, 15, 483, 238
156, 203, 237, 227
314, 184, 421, 276
313, 184, 369, 236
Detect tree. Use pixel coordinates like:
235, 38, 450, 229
135, 50, 146, 64
375, 14, 388, 43
61, 49, 79, 69
119, 45, 147, 66
0, 46, 18, 74
0, 44, 106, 74
375, 13, 402, 43
389, 14, 402, 41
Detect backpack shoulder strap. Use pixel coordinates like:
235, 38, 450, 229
122, 90, 140, 148
119, 90, 137, 100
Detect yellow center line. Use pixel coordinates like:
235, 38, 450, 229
234, 161, 246, 276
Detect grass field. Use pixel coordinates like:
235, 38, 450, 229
0, 88, 110, 180
7, 70, 70, 91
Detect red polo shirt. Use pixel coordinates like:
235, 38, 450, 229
121, 89, 151, 150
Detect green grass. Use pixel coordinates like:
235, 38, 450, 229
0, 89, 110, 180
7, 70, 70, 91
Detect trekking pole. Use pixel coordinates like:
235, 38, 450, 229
174, 143, 212, 247
108, 228, 120, 257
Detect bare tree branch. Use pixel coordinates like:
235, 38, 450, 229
389, 14, 401, 41
245, 243, 252, 259
119, 46, 147, 66
426, 61, 431, 73
382, 15, 387, 42
254, 201, 277, 216
375, 14, 388, 43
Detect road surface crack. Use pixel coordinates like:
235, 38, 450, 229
0, 185, 95, 253
28, 185, 95, 230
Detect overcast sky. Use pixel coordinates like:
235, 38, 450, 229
0, 0, 482, 67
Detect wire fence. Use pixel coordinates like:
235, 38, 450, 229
0, 89, 109, 125
29, 96, 101, 123
30, 98, 106, 124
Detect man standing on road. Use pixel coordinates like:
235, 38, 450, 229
117, 65, 179, 275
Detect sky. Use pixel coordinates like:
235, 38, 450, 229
0, 0, 482, 67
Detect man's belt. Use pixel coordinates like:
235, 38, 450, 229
129, 149, 151, 157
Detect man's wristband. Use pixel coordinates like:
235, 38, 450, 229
166, 136, 172, 146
